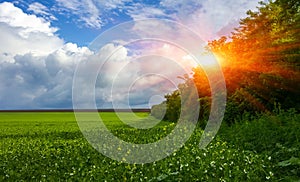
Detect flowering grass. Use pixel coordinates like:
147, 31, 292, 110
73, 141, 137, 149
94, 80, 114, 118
0, 111, 299, 181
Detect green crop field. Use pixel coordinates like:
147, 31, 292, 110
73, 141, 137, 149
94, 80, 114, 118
1, 111, 299, 181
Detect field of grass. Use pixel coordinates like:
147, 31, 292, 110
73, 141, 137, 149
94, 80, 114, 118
0, 111, 299, 181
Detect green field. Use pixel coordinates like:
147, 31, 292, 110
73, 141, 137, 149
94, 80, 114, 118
1, 111, 299, 181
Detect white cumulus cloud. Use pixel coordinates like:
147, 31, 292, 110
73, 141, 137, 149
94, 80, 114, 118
0, 0, 266, 109
0, 3, 188, 109
0, 2, 58, 37
0, 2, 63, 61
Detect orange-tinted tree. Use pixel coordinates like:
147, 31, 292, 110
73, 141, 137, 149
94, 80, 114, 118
152, 0, 300, 124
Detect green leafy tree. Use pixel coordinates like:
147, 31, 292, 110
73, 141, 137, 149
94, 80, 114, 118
208, 0, 300, 115
152, 0, 300, 124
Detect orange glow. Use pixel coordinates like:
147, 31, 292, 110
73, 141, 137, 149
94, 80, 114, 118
192, 25, 300, 112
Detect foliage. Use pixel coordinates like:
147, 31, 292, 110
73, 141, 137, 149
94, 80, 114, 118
208, 0, 300, 113
1, 111, 299, 181
219, 109, 300, 180
151, 74, 200, 123
152, 0, 300, 125
164, 90, 181, 122
150, 101, 167, 120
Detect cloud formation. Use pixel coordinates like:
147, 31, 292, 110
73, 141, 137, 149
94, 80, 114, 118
0, 2, 195, 109
28, 2, 57, 21
0, 42, 92, 109
0, 2, 63, 62
54, 0, 129, 29
0, 2, 58, 37
0, 2, 87, 109
0, 1, 264, 109
51, 0, 263, 40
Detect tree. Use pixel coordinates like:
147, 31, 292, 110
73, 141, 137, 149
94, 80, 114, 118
152, 0, 300, 124
207, 0, 300, 114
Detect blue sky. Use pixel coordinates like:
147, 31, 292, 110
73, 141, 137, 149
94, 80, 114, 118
1, 0, 261, 46
0, 0, 263, 109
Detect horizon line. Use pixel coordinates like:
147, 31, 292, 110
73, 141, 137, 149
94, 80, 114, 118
0, 109, 151, 112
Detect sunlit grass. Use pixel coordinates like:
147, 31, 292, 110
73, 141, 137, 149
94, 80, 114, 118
0, 111, 299, 181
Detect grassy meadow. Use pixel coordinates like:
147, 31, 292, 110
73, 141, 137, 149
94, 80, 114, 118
0, 111, 299, 181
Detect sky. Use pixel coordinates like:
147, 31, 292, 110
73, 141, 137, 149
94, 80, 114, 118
0, 0, 263, 109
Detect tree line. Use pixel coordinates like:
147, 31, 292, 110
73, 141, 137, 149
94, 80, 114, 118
151, 0, 300, 125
